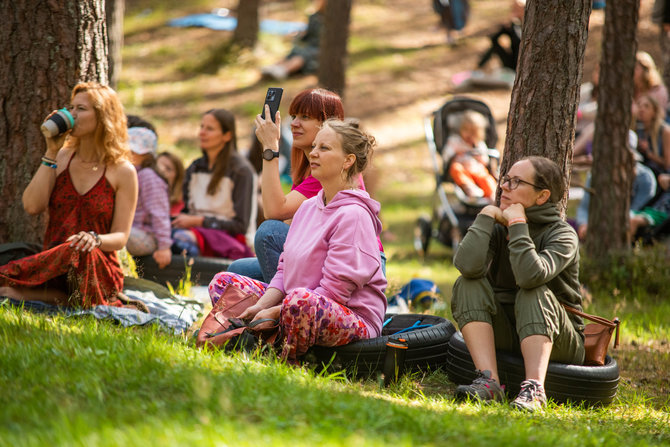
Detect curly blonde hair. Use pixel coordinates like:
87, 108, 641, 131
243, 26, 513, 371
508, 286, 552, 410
65, 82, 129, 164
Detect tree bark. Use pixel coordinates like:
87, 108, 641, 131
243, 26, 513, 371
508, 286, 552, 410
318, 0, 353, 97
0, 0, 108, 244
585, 0, 639, 258
106, 0, 125, 89
233, 0, 260, 48
500, 0, 592, 213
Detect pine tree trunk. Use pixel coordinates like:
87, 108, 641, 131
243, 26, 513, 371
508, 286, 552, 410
0, 0, 108, 244
585, 0, 639, 258
106, 0, 125, 89
318, 0, 353, 96
501, 0, 592, 213
233, 0, 260, 48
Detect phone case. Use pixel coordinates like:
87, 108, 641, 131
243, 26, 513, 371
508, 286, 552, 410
261, 87, 283, 123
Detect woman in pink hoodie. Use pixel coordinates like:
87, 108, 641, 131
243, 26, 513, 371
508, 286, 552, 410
208, 120, 387, 362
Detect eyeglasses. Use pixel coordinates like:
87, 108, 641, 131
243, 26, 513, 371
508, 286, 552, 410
501, 175, 542, 190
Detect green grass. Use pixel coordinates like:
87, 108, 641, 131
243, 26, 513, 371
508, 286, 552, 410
1, 304, 668, 447
3, 0, 669, 444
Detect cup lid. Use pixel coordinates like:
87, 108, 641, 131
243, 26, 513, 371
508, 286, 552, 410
58, 108, 75, 128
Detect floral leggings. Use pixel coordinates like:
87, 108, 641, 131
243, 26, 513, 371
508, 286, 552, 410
209, 272, 370, 362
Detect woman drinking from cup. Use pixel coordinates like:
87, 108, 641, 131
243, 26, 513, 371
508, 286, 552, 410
0, 82, 138, 308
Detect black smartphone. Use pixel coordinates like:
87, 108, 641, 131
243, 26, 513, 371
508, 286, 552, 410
261, 87, 283, 123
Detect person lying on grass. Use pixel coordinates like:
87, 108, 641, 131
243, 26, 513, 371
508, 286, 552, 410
451, 156, 585, 412
208, 119, 387, 363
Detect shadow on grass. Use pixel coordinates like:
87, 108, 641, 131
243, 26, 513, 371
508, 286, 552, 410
2, 307, 668, 446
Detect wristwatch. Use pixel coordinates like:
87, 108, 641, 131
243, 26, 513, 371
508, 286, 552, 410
262, 148, 280, 161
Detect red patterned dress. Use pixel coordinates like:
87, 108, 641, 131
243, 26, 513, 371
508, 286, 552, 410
0, 155, 124, 308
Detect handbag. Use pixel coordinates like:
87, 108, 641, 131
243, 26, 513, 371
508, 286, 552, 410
196, 284, 281, 351
562, 304, 620, 366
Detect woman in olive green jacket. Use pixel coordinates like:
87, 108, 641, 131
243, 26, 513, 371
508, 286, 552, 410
451, 156, 584, 411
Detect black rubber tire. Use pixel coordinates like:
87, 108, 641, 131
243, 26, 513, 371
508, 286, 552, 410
445, 331, 620, 406
134, 255, 231, 287
305, 314, 457, 378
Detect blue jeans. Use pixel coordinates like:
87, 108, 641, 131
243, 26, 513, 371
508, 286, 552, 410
171, 229, 200, 257
228, 219, 389, 283
227, 220, 289, 283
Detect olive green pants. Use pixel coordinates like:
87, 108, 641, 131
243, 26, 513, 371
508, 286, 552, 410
451, 276, 585, 365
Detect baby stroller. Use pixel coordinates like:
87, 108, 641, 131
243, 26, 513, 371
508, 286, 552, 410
415, 96, 499, 256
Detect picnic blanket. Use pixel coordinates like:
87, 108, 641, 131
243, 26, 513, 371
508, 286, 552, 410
1, 277, 204, 335
168, 14, 306, 35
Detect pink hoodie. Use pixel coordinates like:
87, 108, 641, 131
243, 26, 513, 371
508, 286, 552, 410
268, 189, 387, 337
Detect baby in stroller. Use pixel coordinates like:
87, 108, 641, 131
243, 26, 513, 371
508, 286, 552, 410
442, 110, 497, 202
415, 96, 499, 256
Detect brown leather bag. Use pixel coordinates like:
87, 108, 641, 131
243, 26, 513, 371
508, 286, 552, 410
562, 304, 620, 366
196, 284, 281, 351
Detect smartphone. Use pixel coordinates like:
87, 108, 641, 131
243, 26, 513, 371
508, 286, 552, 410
261, 87, 283, 123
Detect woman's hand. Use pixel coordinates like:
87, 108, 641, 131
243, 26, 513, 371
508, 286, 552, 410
239, 288, 285, 322
66, 231, 101, 252
637, 139, 650, 157
250, 305, 281, 330
501, 203, 527, 226
238, 303, 263, 321
153, 248, 172, 269
172, 214, 204, 229
42, 111, 70, 157
254, 105, 281, 150
480, 205, 506, 225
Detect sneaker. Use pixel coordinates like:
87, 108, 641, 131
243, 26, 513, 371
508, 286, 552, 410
510, 379, 547, 412
455, 370, 506, 403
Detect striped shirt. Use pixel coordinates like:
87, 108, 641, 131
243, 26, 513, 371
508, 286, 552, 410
132, 167, 172, 249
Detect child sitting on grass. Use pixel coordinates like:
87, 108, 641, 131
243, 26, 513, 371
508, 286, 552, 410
126, 126, 172, 269
442, 110, 497, 201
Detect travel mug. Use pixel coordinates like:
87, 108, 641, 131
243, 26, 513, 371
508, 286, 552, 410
40, 108, 74, 138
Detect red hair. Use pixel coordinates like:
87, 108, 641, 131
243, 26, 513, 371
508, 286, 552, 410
288, 88, 344, 185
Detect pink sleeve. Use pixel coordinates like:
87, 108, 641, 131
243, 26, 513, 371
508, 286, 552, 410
291, 175, 322, 198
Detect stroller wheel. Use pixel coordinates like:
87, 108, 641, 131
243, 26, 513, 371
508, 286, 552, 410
436, 217, 461, 252
414, 215, 432, 256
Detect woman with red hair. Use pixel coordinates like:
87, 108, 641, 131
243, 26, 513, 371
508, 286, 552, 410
228, 88, 385, 282
0, 82, 138, 308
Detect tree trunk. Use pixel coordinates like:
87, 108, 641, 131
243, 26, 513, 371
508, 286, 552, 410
0, 0, 108, 245
233, 0, 260, 48
500, 0, 592, 213
585, 0, 639, 258
106, 0, 125, 89
318, 0, 353, 97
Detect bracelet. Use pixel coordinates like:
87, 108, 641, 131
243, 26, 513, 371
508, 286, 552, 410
42, 155, 57, 163
88, 231, 102, 248
507, 217, 527, 226
41, 159, 57, 169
